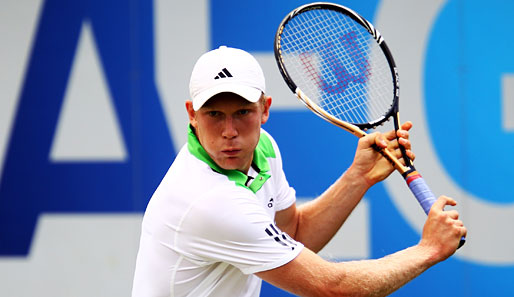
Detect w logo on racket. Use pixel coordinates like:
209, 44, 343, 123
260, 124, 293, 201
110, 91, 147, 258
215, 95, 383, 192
300, 31, 371, 94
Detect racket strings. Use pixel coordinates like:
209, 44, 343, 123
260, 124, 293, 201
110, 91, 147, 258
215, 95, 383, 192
279, 8, 394, 125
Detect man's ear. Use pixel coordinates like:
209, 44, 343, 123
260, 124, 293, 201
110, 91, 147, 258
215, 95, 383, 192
261, 96, 272, 124
185, 101, 197, 128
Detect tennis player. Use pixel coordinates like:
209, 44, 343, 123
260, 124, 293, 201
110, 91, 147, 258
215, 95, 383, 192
131, 46, 466, 297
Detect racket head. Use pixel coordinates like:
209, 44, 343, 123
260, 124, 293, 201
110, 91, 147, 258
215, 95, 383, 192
274, 2, 400, 131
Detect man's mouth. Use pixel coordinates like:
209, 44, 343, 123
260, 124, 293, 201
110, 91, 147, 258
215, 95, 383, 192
221, 149, 241, 156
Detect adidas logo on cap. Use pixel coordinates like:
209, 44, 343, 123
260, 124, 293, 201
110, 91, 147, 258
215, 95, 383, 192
214, 68, 233, 79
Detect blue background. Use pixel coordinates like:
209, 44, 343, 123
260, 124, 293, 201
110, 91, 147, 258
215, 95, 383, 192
0, 0, 512, 296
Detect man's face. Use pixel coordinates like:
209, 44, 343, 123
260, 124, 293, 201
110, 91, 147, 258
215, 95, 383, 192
187, 92, 271, 173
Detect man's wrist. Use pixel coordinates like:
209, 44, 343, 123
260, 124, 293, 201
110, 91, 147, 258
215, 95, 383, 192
344, 165, 374, 190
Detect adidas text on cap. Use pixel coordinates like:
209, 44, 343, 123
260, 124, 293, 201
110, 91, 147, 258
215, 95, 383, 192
189, 46, 266, 111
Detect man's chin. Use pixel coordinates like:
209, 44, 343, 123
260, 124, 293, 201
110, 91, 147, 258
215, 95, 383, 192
218, 158, 250, 173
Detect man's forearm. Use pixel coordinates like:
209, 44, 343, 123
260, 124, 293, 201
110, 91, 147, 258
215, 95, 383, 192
330, 245, 437, 297
294, 168, 370, 252
257, 243, 441, 297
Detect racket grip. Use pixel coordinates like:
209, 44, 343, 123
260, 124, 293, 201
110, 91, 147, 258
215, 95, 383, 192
405, 173, 435, 215
405, 172, 466, 249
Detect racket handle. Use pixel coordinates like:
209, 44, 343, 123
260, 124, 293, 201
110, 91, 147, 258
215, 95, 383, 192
406, 173, 435, 215
405, 172, 466, 249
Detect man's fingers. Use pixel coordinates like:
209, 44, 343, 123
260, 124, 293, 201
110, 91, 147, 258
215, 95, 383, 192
431, 195, 457, 213
384, 121, 413, 141
400, 121, 413, 131
446, 209, 459, 220
360, 132, 387, 149
454, 220, 464, 227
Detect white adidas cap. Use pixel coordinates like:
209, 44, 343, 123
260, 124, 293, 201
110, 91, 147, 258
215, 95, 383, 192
189, 46, 266, 111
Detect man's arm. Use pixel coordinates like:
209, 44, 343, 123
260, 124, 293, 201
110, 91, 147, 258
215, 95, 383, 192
275, 167, 370, 253
258, 244, 432, 297
259, 196, 467, 297
276, 122, 414, 252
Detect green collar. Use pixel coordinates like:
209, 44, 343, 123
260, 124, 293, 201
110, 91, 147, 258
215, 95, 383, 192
187, 125, 275, 193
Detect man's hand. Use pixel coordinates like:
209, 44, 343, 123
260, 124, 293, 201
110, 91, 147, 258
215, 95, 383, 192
419, 196, 467, 263
347, 121, 415, 187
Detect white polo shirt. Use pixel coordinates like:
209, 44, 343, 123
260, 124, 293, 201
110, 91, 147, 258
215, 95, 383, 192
132, 127, 303, 297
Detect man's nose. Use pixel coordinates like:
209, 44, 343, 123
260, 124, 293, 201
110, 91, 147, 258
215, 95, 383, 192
222, 116, 238, 139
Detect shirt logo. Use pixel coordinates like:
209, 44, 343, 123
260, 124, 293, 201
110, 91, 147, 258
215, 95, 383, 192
265, 223, 297, 250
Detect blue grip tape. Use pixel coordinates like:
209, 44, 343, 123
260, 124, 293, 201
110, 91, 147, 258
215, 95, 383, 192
407, 176, 436, 215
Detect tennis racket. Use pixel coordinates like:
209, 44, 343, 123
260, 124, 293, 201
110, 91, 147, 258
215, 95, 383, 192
274, 2, 465, 248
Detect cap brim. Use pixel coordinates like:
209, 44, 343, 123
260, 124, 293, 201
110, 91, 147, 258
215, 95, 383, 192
192, 83, 262, 111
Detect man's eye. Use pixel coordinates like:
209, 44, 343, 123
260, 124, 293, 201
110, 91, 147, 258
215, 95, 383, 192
238, 109, 250, 115
208, 111, 220, 117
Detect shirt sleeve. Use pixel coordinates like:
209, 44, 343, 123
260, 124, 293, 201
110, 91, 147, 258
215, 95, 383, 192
176, 186, 303, 275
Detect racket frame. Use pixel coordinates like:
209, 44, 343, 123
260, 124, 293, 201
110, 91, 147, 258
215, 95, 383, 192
274, 2, 413, 175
